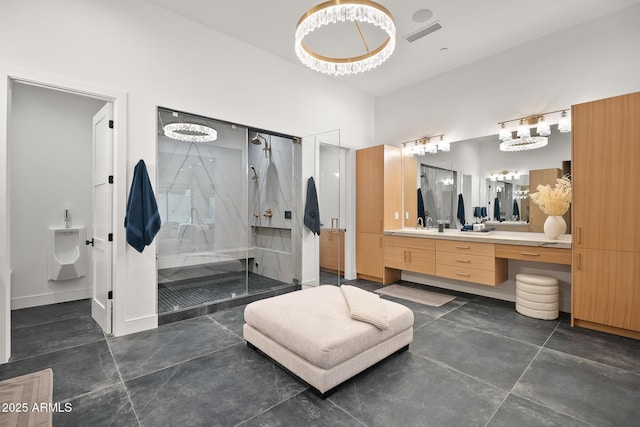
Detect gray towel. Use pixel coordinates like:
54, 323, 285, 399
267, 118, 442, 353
304, 177, 321, 235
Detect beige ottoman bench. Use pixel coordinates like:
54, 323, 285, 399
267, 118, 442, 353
243, 285, 414, 397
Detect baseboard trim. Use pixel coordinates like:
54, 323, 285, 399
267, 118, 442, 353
573, 319, 640, 340
113, 314, 157, 337
11, 288, 92, 310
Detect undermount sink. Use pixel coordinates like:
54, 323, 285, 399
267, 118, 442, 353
400, 227, 439, 233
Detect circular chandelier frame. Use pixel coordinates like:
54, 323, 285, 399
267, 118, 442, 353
499, 136, 548, 152
295, 0, 396, 76
163, 123, 217, 143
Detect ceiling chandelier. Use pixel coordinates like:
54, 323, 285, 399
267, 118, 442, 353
295, 0, 396, 76
163, 123, 217, 143
498, 109, 570, 152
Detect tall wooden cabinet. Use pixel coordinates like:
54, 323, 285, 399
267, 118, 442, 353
356, 145, 402, 283
571, 91, 640, 339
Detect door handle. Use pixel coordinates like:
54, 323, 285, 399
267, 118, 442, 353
85, 238, 95, 247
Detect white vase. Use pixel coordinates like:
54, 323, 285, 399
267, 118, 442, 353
544, 215, 567, 239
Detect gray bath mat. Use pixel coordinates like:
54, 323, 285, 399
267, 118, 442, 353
376, 285, 455, 307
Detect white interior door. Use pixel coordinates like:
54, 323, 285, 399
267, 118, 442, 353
91, 103, 113, 333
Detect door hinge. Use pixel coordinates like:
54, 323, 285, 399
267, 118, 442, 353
108, 175, 114, 184
108, 291, 113, 300
108, 120, 114, 129
108, 233, 113, 242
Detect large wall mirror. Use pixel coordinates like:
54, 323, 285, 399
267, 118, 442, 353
402, 125, 571, 233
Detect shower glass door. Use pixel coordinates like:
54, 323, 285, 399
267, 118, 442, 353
316, 131, 344, 286
157, 108, 249, 314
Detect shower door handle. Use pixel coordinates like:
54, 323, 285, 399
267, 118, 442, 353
331, 218, 339, 230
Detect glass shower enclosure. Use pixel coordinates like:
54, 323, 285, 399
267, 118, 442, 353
156, 108, 300, 323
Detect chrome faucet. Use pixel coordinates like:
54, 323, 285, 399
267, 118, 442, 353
416, 217, 424, 229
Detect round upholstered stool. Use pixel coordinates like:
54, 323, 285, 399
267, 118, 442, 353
515, 273, 559, 320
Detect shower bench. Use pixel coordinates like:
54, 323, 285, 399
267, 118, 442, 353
243, 285, 414, 397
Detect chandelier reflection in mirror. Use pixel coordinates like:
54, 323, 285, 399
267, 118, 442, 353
163, 122, 217, 143
295, 0, 396, 76
497, 109, 570, 152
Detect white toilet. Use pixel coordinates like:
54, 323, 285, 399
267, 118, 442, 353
49, 226, 87, 281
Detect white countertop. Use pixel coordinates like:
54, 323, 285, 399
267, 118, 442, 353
384, 228, 572, 248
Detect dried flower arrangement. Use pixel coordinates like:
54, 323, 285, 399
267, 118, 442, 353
530, 175, 572, 216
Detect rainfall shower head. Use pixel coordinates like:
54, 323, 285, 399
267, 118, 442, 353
251, 134, 266, 145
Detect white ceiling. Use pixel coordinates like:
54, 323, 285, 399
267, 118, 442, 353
147, 0, 640, 97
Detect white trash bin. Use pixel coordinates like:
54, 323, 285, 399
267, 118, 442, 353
515, 273, 559, 320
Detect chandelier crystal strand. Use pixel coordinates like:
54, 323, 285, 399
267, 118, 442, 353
295, 1, 396, 76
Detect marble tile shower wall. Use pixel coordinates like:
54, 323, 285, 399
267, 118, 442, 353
158, 137, 248, 255
248, 134, 293, 283
248, 134, 293, 231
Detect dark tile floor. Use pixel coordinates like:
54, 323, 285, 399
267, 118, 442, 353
2, 279, 640, 426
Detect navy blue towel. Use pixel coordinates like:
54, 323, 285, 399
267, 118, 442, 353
481, 207, 487, 218
513, 199, 520, 219
457, 193, 466, 226
124, 160, 161, 253
417, 188, 426, 224
304, 177, 321, 235
493, 197, 501, 221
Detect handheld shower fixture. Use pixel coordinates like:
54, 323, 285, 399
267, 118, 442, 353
249, 164, 259, 182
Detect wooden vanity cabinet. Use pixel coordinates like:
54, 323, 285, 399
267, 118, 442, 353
571, 91, 640, 339
384, 236, 435, 279
435, 240, 507, 286
356, 145, 402, 282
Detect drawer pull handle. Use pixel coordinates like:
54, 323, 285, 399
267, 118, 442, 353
456, 273, 471, 277
456, 259, 471, 263
455, 246, 471, 250
521, 252, 540, 256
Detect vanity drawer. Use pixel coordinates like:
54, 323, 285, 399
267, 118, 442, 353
384, 245, 435, 275
436, 251, 496, 271
436, 240, 495, 256
436, 264, 499, 286
385, 235, 436, 250
494, 244, 572, 265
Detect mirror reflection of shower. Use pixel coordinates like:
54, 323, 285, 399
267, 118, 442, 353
251, 133, 271, 158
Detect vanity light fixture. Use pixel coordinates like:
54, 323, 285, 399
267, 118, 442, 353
489, 170, 521, 181
402, 134, 446, 157
537, 115, 551, 136
499, 123, 512, 142
163, 123, 217, 143
437, 135, 450, 152
497, 109, 569, 152
295, 0, 396, 76
558, 110, 571, 133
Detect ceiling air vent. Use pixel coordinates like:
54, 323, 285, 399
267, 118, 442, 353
404, 22, 443, 43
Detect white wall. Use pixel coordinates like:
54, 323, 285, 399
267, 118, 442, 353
375, 3, 640, 145
0, 0, 375, 337
10, 83, 105, 308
